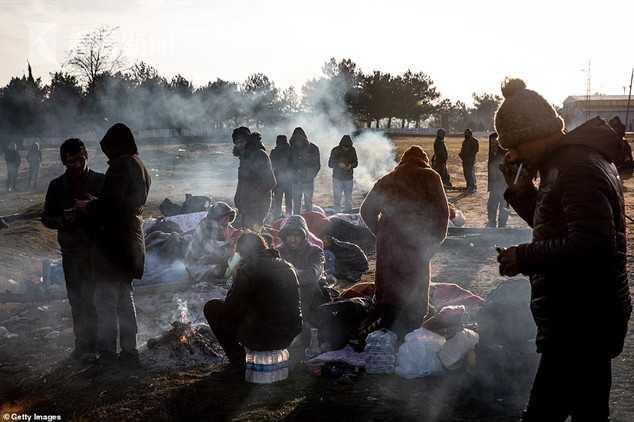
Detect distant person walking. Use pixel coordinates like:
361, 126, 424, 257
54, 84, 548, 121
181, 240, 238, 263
42, 138, 105, 362
5, 142, 20, 192
431, 128, 452, 188
459, 128, 479, 192
270, 135, 293, 219
289, 127, 320, 215
232, 127, 276, 230
486, 133, 508, 227
27, 142, 42, 189
328, 135, 358, 213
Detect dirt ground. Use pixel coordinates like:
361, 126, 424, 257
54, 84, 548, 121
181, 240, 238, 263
0, 135, 632, 421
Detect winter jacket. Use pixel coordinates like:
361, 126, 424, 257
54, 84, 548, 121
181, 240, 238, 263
361, 146, 449, 314
324, 236, 369, 282
234, 141, 276, 215
226, 248, 302, 350
289, 129, 321, 183
185, 216, 238, 282
487, 141, 507, 193
27, 145, 42, 164
4, 149, 20, 168
42, 169, 106, 254
459, 136, 479, 165
432, 137, 448, 167
88, 124, 151, 279
505, 117, 632, 357
328, 137, 358, 181
270, 138, 292, 187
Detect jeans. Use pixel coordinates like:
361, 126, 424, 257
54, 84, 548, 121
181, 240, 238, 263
521, 349, 612, 422
487, 191, 509, 227
95, 268, 138, 354
28, 163, 40, 189
292, 181, 314, 215
62, 252, 97, 353
332, 178, 353, 213
271, 183, 292, 219
463, 162, 477, 191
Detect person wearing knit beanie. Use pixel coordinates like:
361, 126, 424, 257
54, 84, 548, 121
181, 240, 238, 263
495, 78, 631, 421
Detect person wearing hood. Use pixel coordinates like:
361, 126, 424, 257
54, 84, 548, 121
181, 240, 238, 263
288, 127, 321, 215
495, 78, 631, 422
232, 127, 276, 229
278, 215, 328, 324
459, 128, 479, 192
203, 232, 302, 372
328, 135, 358, 213
360, 146, 449, 338
83, 123, 151, 368
486, 132, 509, 228
270, 134, 293, 219
4, 142, 20, 192
185, 202, 239, 283
42, 138, 106, 361
27, 142, 42, 189
431, 129, 452, 188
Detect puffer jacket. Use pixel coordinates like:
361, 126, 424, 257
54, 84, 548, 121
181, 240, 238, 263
505, 117, 632, 357
226, 248, 303, 350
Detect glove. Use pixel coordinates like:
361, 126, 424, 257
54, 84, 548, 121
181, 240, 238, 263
497, 246, 521, 276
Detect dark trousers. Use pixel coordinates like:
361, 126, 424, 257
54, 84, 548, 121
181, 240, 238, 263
521, 349, 612, 422
433, 163, 452, 187
487, 191, 509, 227
62, 252, 97, 353
28, 163, 40, 189
272, 183, 292, 219
463, 162, 477, 191
6, 164, 18, 191
95, 267, 138, 354
332, 178, 353, 213
377, 303, 423, 340
292, 181, 314, 215
204, 299, 246, 366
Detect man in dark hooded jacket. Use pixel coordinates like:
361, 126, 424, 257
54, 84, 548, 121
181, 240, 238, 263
203, 233, 302, 371
84, 123, 151, 367
278, 215, 328, 324
5, 142, 20, 192
486, 132, 508, 227
233, 128, 276, 229
42, 138, 105, 361
459, 128, 479, 192
289, 127, 320, 215
431, 129, 452, 188
328, 135, 358, 213
270, 135, 293, 219
495, 78, 631, 422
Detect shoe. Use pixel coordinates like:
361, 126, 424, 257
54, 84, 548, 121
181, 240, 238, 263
119, 350, 141, 369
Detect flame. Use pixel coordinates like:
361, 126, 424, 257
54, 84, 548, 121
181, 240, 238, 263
180, 334, 189, 344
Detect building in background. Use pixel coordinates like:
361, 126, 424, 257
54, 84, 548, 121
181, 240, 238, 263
563, 95, 633, 130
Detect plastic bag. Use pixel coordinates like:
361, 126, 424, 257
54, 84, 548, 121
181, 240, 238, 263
438, 328, 479, 369
365, 329, 398, 374
395, 328, 446, 379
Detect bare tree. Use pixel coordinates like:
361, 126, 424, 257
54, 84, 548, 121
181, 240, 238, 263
66, 26, 126, 87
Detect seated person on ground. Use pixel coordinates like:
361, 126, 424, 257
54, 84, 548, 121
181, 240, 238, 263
203, 233, 302, 370
278, 215, 329, 324
185, 202, 240, 283
323, 235, 369, 284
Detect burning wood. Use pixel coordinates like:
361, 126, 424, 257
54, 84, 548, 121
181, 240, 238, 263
146, 320, 223, 359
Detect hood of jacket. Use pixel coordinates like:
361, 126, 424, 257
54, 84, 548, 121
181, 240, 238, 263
100, 123, 139, 160
397, 145, 430, 169
279, 215, 309, 240
339, 135, 353, 148
207, 201, 237, 222
290, 127, 309, 147
557, 117, 625, 166
276, 135, 289, 148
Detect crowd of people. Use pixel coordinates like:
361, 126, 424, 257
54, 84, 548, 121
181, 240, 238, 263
15, 76, 631, 421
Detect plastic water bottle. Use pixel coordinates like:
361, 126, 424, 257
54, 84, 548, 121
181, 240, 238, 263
244, 348, 289, 384
304, 328, 321, 360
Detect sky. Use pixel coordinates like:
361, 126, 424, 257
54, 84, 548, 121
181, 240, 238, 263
0, 0, 632, 106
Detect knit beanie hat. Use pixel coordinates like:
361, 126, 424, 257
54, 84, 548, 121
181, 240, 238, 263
494, 78, 565, 149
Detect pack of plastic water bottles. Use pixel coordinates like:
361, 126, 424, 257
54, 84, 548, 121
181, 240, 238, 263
364, 329, 398, 374
244, 348, 290, 384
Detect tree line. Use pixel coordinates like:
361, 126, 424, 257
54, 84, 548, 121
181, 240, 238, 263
0, 26, 504, 143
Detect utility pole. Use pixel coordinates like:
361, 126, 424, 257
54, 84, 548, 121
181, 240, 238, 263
626, 67, 633, 132
585, 60, 592, 122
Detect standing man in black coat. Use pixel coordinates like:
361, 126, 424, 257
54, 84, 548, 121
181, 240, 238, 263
4, 142, 20, 192
42, 138, 105, 361
289, 127, 320, 215
233, 127, 276, 229
270, 135, 293, 219
328, 135, 358, 213
459, 128, 479, 192
486, 132, 508, 227
84, 123, 151, 368
495, 78, 631, 422
431, 129, 452, 188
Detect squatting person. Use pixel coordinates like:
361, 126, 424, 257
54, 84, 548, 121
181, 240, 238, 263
42, 138, 105, 361
495, 78, 632, 421
328, 134, 358, 213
